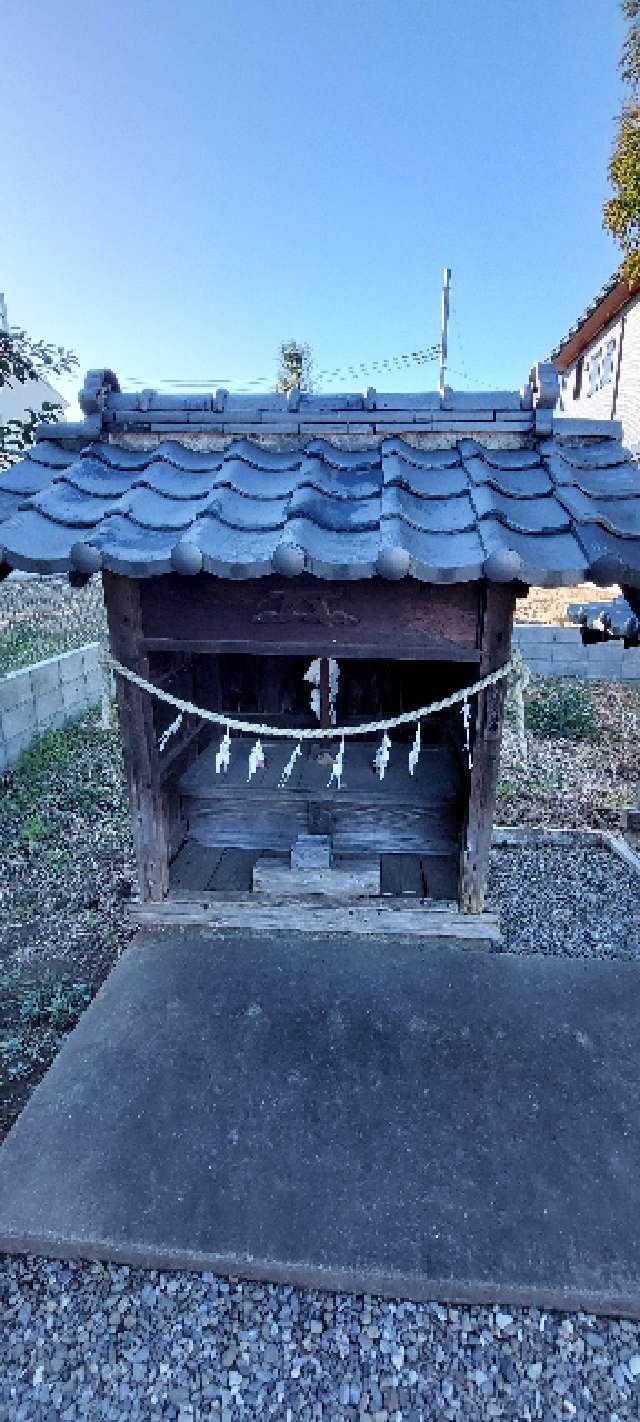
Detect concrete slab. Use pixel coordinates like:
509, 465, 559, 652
2, 930, 640, 1316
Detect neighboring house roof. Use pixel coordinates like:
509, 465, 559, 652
0, 376, 68, 425
0, 293, 68, 424
0, 366, 639, 589
568, 595, 639, 645
551, 271, 640, 372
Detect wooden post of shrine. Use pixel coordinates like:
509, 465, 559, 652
102, 572, 169, 901
459, 582, 516, 913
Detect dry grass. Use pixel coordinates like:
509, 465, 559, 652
516, 582, 620, 625
498, 680, 640, 829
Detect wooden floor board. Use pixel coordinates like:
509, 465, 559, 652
422, 854, 460, 902
170, 842, 224, 892
380, 855, 425, 897
211, 848, 260, 893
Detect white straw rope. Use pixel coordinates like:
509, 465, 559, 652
107, 651, 525, 741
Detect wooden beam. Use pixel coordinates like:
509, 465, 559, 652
139, 574, 482, 663
459, 583, 515, 914
102, 572, 169, 901
132, 897, 501, 943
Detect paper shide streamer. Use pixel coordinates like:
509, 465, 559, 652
247, 739, 265, 781
215, 724, 231, 774
279, 740, 302, 787
408, 722, 421, 776
158, 712, 183, 753
462, 697, 473, 769
374, 731, 391, 780
327, 737, 345, 789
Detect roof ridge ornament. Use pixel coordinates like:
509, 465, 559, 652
79, 369, 121, 416
529, 361, 559, 436
529, 361, 559, 409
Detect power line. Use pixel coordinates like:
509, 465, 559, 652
124, 345, 442, 393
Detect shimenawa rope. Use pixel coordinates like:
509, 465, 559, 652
106, 650, 526, 741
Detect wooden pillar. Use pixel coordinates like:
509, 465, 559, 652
459, 582, 515, 914
102, 572, 169, 901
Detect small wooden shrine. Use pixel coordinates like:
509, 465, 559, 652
2, 363, 639, 933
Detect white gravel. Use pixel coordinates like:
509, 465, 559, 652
489, 845, 639, 959
3, 1257, 640, 1421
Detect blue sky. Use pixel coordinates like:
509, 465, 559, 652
3, 0, 624, 407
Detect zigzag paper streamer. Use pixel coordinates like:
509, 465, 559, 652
374, 731, 391, 780
158, 712, 183, 754
215, 725, 231, 774
247, 739, 265, 782
462, 697, 473, 769
408, 722, 421, 776
327, 737, 345, 789
279, 740, 302, 787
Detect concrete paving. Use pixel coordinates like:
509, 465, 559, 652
2, 928, 640, 1316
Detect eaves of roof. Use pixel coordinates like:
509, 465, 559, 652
551, 272, 640, 372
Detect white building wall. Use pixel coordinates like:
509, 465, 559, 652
557, 295, 640, 452
614, 299, 640, 452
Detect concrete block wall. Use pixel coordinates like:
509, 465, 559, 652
513, 623, 640, 682
0, 644, 103, 774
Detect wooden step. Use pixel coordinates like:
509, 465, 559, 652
253, 856, 381, 901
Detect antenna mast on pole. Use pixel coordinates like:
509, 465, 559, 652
439, 267, 451, 396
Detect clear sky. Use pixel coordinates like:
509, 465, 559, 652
3, 0, 625, 408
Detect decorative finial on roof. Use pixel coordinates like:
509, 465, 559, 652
79, 369, 121, 416
529, 362, 559, 410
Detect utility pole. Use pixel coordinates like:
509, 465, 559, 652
439, 267, 451, 396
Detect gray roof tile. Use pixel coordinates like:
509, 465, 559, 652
2, 411, 640, 588
470, 487, 570, 534
382, 487, 476, 533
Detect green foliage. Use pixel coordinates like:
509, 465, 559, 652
0, 324, 78, 469
604, 104, 640, 282
0, 624, 70, 671
621, 0, 640, 85
525, 684, 598, 741
18, 812, 47, 848
2, 716, 99, 819
604, 5, 640, 278
0, 972, 91, 1081
18, 976, 91, 1030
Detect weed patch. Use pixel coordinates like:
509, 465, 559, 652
525, 684, 598, 741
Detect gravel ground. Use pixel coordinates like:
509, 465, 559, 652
489, 844, 639, 959
3, 1259, 640, 1421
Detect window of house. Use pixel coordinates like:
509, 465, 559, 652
601, 338, 616, 385
574, 357, 583, 399
587, 349, 602, 396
